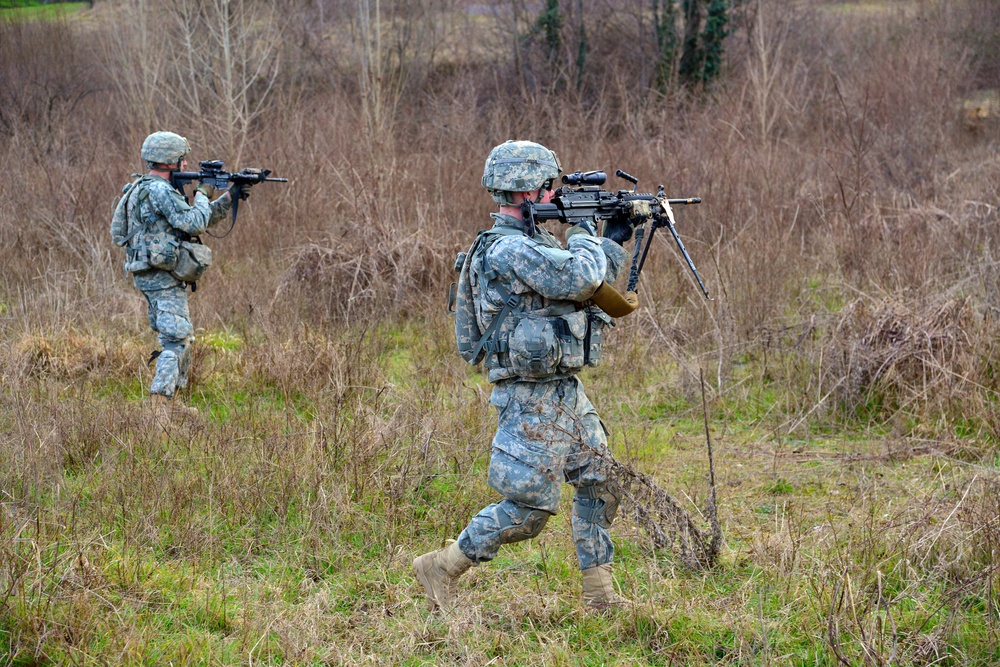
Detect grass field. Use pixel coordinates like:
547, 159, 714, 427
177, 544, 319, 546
1, 0, 999, 664
0, 1, 87, 20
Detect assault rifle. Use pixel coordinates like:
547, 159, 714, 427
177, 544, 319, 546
522, 169, 711, 315
171, 160, 287, 236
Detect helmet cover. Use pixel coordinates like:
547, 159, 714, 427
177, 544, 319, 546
483, 140, 561, 204
141, 131, 190, 165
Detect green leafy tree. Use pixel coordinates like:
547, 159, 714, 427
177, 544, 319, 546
660, 0, 730, 90
653, 0, 680, 92
701, 0, 730, 84
532, 0, 562, 61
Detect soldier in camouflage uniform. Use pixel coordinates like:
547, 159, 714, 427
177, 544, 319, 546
110, 132, 249, 423
414, 140, 642, 611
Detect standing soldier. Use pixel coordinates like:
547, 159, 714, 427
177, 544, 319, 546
110, 132, 250, 425
414, 140, 640, 611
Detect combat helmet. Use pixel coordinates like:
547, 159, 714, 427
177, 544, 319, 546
482, 140, 561, 206
141, 131, 190, 167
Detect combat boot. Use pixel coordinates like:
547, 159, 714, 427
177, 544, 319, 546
581, 563, 631, 610
413, 541, 474, 611
149, 394, 198, 431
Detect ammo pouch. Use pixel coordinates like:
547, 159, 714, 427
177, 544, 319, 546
508, 310, 591, 378
584, 308, 614, 367
146, 232, 180, 272
508, 316, 562, 378
170, 241, 213, 283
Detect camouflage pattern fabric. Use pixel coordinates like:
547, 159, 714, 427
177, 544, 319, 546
141, 131, 190, 164
458, 377, 615, 570
471, 214, 626, 384
127, 176, 230, 395
456, 214, 627, 571
482, 140, 561, 205
143, 285, 193, 398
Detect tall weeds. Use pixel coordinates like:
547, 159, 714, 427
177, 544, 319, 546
1, 0, 1000, 662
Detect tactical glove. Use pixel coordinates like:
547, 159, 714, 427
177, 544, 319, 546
235, 168, 262, 198
195, 182, 216, 198
628, 200, 653, 222
604, 219, 634, 245
565, 219, 598, 242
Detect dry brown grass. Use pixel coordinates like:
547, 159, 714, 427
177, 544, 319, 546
2, 0, 1000, 663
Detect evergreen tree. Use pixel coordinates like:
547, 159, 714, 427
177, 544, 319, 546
700, 0, 729, 84
653, 0, 679, 93
532, 0, 562, 61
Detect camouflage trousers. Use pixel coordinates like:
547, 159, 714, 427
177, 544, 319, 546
458, 377, 617, 571
141, 284, 193, 398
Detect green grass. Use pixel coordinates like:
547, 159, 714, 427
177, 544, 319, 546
0, 1, 88, 20
1, 318, 998, 664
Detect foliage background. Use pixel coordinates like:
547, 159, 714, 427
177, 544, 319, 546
1, 0, 999, 664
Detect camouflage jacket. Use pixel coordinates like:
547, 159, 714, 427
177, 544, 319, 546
471, 213, 627, 383
111, 174, 231, 291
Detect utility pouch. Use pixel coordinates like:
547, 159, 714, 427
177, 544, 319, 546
584, 308, 615, 367
170, 241, 213, 283
556, 310, 588, 372
448, 251, 467, 314
124, 258, 152, 274
508, 316, 562, 378
146, 232, 180, 271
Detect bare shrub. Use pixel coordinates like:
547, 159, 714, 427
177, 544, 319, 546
279, 219, 448, 323
823, 294, 985, 425
99, 0, 283, 160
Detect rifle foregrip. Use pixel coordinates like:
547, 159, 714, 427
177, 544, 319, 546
590, 281, 639, 318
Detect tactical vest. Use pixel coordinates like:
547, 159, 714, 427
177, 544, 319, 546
110, 175, 211, 283
453, 220, 613, 382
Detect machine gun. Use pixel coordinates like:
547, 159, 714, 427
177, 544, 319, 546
171, 160, 287, 236
522, 169, 711, 315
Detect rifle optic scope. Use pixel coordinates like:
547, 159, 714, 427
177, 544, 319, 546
562, 170, 606, 186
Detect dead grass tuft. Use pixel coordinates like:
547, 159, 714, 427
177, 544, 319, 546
824, 294, 985, 420
12, 331, 145, 379
279, 226, 447, 323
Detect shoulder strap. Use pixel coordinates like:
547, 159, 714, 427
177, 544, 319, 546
469, 226, 526, 361
120, 176, 156, 246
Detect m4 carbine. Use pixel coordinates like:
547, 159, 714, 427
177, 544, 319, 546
522, 169, 711, 316
171, 160, 287, 234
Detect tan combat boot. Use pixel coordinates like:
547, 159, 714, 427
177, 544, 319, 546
149, 394, 198, 432
581, 563, 631, 610
413, 541, 474, 611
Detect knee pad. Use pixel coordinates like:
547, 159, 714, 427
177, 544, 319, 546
497, 502, 552, 545
574, 481, 621, 529
487, 448, 562, 513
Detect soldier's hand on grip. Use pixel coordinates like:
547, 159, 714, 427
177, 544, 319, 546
565, 219, 598, 242
604, 219, 634, 245
628, 200, 654, 224
195, 181, 216, 198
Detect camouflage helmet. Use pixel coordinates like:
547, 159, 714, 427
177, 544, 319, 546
482, 140, 561, 206
141, 131, 190, 166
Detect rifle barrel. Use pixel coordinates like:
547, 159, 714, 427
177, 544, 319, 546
666, 197, 701, 205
